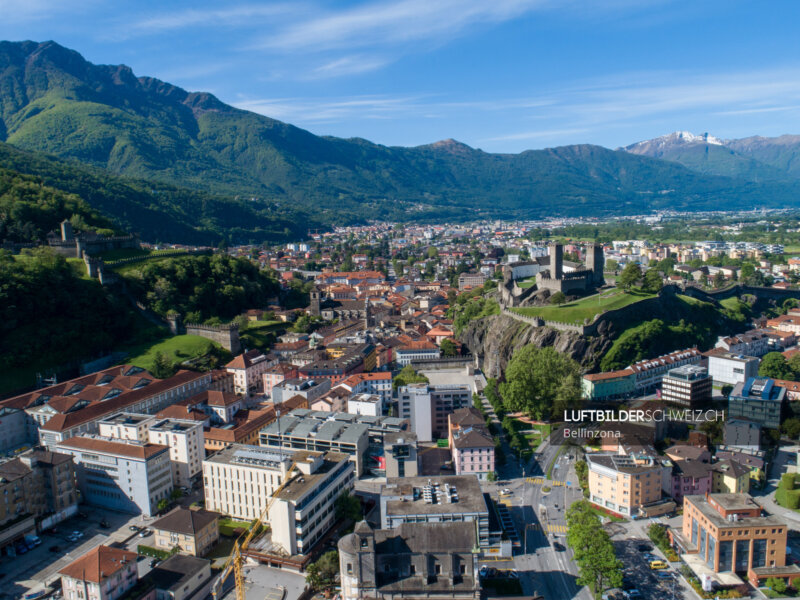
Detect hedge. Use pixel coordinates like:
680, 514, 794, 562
776, 473, 800, 510
138, 544, 179, 560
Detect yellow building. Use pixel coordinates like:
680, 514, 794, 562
151, 507, 220, 557
711, 460, 750, 495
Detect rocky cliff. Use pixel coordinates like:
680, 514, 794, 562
459, 313, 614, 378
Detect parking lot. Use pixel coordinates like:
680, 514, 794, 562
612, 538, 686, 600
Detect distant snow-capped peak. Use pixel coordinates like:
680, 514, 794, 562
626, 131, 724, 152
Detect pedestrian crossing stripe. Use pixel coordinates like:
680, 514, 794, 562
545, 524, 568, 534
525, 477, 566, 487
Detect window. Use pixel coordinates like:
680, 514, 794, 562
347, 563, 353, 575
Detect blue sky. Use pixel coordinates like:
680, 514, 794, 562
2, 0, 800, 152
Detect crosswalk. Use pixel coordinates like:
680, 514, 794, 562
520, 523, 568, 534
525, 477, 567, 487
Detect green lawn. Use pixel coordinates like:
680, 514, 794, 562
586, 504, 626, 522
97, 247, 151, 261
124, 335, 224, 371
511, 288, 655, 324
517, 277, 537, 289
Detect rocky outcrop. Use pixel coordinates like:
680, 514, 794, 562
459, 313, 614, 378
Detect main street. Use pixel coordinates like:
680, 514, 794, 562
486, 428, 593, 600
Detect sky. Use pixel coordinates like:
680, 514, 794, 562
1, 0, 800, 152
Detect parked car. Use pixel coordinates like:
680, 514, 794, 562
138, 529, 151, 538
655, 571, 673, 580
553, 542, 565, 552
71, 531, 84, 539
649, 560, 668, 570
66, 534, 79, 542
129, 525, 140, 532
626, 591, 642, 599
149, 559, 160, 568
15, 543, 28, 555
23, 591, 46, 600
637, 543, 652, 552
49, 545, 61, 553
499, 489, 513, 496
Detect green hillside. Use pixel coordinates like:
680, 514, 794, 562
3, 40, 800, 227
0, 141, 309, 244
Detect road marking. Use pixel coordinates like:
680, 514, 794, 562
546, 524, 568, 534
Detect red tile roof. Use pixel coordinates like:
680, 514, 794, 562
57, 436, 168, 460
59, 545, 137, 583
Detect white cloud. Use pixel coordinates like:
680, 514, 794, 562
257, 0, 553, 52
127, 3, 303, 34
307, 55, 390, 79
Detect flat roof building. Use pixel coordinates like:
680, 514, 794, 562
661, 365, 712, 408
728, 377, 786, 429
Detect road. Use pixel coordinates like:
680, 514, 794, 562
486, 430, 593, 600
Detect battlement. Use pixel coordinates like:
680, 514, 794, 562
185, 322, 240, 332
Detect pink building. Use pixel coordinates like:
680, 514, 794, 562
448, 407, 495, 480
263, 363, 299, 398
671, 460, 712, 505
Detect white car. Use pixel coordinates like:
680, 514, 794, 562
72, 531, 84, 539
499, 488, 513, 496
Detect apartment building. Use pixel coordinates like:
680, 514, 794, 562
711, 460, 751, 495
728, 377, 786, 430
586, 453, 672, 517
202, 445, 354, 555
56, 436, 172, 517
457, 272, 487, 290
0, 448, 78, 555
98, 413, 205, 488
716, 332, 770, 358
338, 521, 480, 600
268, 450, 355, 556
272, 378, 331, 405
628, 348, 702, 392
0, 406, 31, 453
147, 419, 205, 488
226, 350, 275, 396
708, 353, 760, 387
661, 365, 713, 408
675, 493, 800, 588
338, 372, 393, 405
263, 363, 299, 398
151, 507, 220, 557
398, 384, 472, 442
59, 546, 138, 600
448, 407, 495, 480
0, 366, 212, 450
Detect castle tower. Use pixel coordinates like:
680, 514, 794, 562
60, 219, 74, 242
548, 243, 563, 280
309, 289, 321, 316
586, 243, 605, 286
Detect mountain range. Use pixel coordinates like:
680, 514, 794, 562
2, 40, 800, 243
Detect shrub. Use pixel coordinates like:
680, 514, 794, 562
138, 544, 179, 560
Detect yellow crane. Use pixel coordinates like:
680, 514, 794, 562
212, 460, 299, 600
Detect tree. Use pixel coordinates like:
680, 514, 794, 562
550, 291, 567, 305
335, 492, 362, 522
782, 418, 800, 440
713, 271, 727, 288
605, 259, 619, 273
306, 550, 339, 591
293, 314, 313, 333
151, 351, 175, 379
440, 338, 459, 357
759, 352, 793, 379
765, 577, 787, 594
170, 488, 183, 500
566, 500, 623, 597
617, 263, 641, 290
157, 498, 170, 513
641, 269, 663, 293
499, 345, 583, 420
721, 384, 734, 398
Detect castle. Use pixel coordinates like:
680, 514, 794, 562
500, 243, 604, 306
47, 219, 139, 258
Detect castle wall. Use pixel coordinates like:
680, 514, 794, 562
185, 323, 242, 354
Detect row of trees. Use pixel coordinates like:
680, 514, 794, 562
565, 500, 623, 598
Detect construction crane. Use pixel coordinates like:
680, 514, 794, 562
211, 459, 300, 600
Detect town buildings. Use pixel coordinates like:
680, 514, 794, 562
59, 545, 139, 600
728, 377, 786, 429
708, 353, 760, 387
56, 436, 172, 516
397, 383, 472, 442
226, 349, 274, 396
661, 365, 712, 408
202, 445, 355, 555
338, 521, 480, 600
674, 493, 800, 588
447, 407, 495, 480
382, 431, 419, 478
150, 507, 220, 557
586, 453, 673, 518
